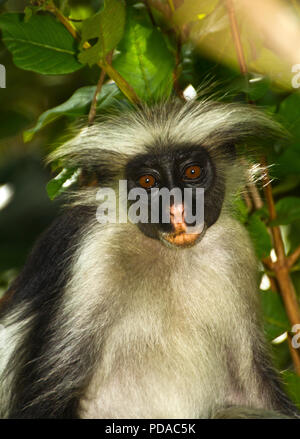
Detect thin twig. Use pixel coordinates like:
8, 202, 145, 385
144, 0, 156, 26
167, 0, 175, 13
242, 190, 252, 211
88, 69, 106, 125
247, 181, 264, 210
173, 37, 184, 99
288, 245, 300, 269
88, 52, 113, 125
262, 256, 274, 271
46, 1, 80, 40
262, 164, 300, 328
269, 276, 278, 293
225, 0, 247, 75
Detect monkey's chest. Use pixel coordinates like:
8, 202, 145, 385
79, 282, 254, 418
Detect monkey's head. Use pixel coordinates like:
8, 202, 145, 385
49, 98, 283, 249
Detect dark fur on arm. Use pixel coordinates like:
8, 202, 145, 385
1, 206, 95, 418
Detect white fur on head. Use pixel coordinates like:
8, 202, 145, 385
48, 98, 283, 174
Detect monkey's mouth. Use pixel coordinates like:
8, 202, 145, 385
160, 225, 206, 249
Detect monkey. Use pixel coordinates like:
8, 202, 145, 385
0, 98, 299, 419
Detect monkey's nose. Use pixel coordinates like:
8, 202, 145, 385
170, 203, 184, 222
170, 204, 186, 233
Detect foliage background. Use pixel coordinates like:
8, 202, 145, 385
0, 0, 300, 408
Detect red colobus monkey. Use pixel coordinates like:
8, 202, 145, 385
0, 98, 299, 418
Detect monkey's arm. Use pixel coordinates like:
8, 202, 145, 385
0, 206, 95, 418
252, 342, 300, 418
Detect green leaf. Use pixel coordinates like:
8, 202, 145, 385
272, 175, 300, 196
260, 289, 290, 342
112, 7, 175, 101
47, 168, 79, 200
278, 92, 300, 139
270, 197, 300, 226
78, 0, 126, 66
0, 13, 83, 75
24, 83, 120, 142
230, 75, 271, 101
232, 196, 249, 224
276, 144, 300, 177
282, 371, 300, 409
246, 212, 272, 259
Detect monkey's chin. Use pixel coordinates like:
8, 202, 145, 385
159, 226, 206, 249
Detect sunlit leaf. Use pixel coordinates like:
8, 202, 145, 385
113, 7, 175, 101
78, 0, 126, 66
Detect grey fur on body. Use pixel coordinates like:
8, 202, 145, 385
0, 98, 298, 418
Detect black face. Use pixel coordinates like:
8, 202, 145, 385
125, 145, 226, 248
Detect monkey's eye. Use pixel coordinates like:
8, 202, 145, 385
183, 165, 201, 180
138, 174, 156, 189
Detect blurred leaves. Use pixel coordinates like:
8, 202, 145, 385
0, 13, 83, 74
0, 110, 31, 139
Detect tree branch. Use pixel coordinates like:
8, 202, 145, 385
88, 51, 113, 126
144, 0, 156, 26
288, 245, 300, 269
262, 163, 300, 328
46, 1, 80, 40
226, 0, 300, 374
88, 69, 106, 126
173, 36, 184, 99
247, 181, 264, 210
225, 0, 247, 75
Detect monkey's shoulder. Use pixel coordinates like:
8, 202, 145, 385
0, 205, 95, 314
